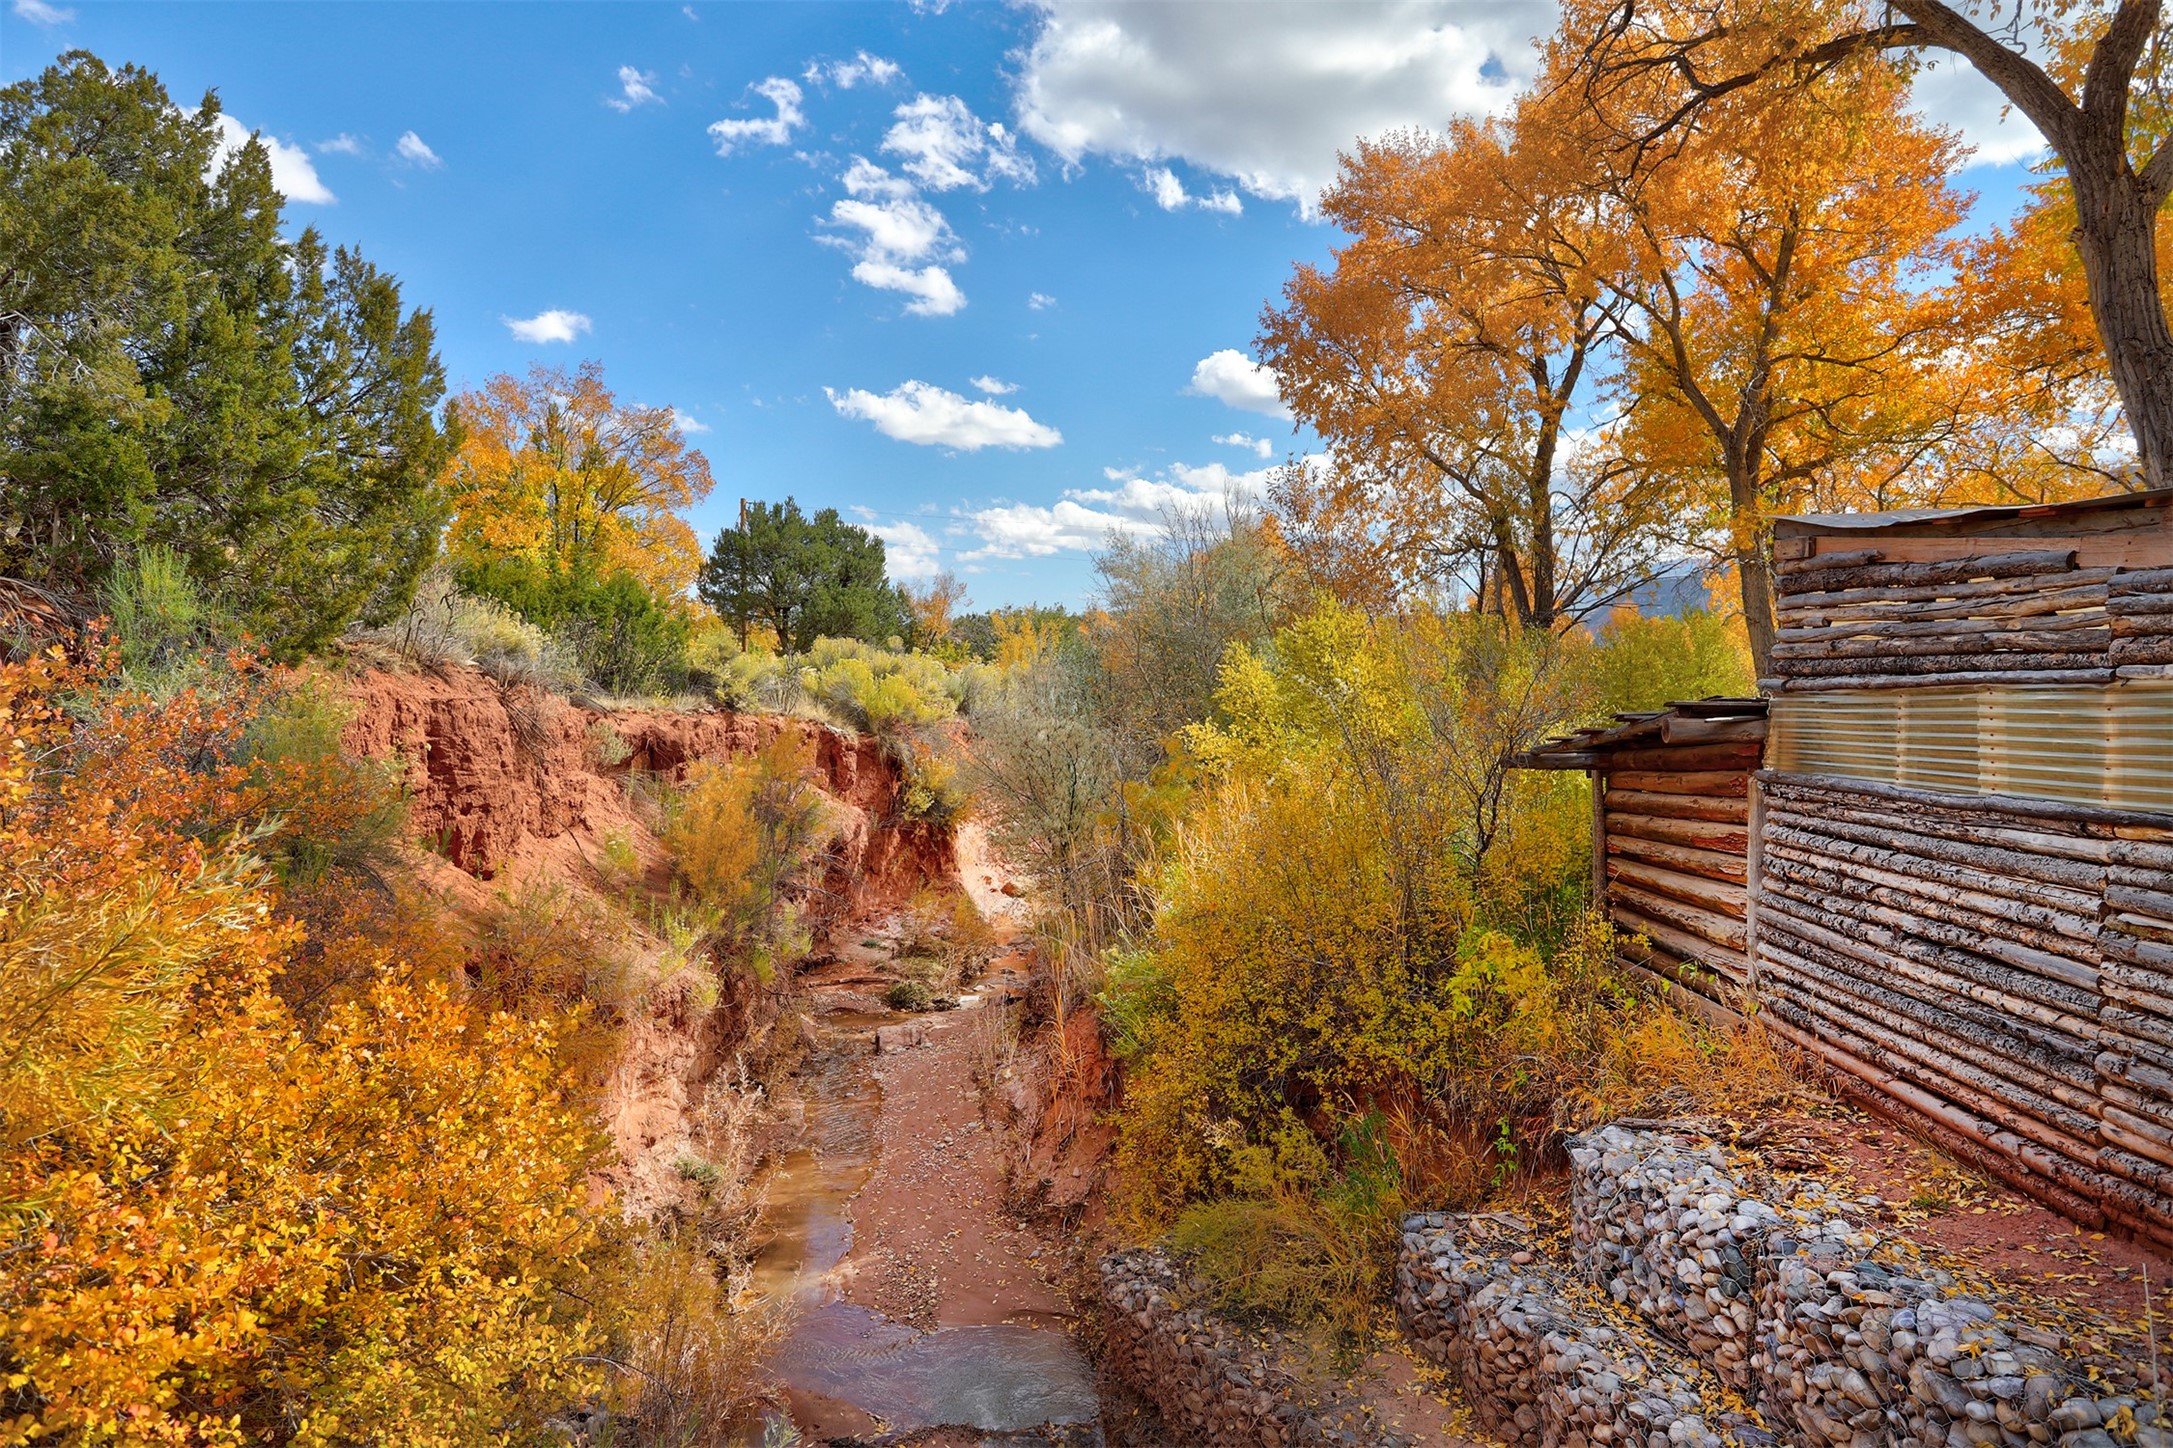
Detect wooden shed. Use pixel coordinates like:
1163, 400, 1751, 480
1516, 699, 1767, 1009
1759, 489, 2173, 1248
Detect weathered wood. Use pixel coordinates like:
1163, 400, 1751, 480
1760, 780, 2132, 863
1606, 834, 1748, 884
1770, 629, 2110, 661
1761, 804, 2105, 890
2107, 591, 2173, 616
1774, 668, 2118, 690
1778, 608, 2114, 644
2109, 612, 2173, 636
1595, 742, 1763, 772
2107, 881, 2173, 922
2115, 566, 2173, 592
1605, 770, 1749, 798
2102, 929, 2173, 972
2100, 1049, 2173, 1101
1760, 770, 2173, 833
1656, 716, 1768, 745
2109, 635, 2173, 664
1611, 881, 1747, 952
1776, 547, 1885, 575
1606, 856, 1750, 916
1779, 650, 2105, 677
1605, 810, 1749, 855
1609, 902, 1746, 983
1602, 788, 1749, 824
1762, 827, 2100, 930
1777, 578, 2113, 626
1774, 549, 2079, 597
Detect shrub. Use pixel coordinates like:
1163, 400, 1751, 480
886, 979, 932, 1011
457, 556, 690, 696
354, 565, 577, 690
662, 734, 830, 975
102, 545, 225, 689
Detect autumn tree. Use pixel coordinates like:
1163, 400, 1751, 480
0, 53, 452, 656
903, 571, 970, 645
440, 360, 714, 604
1547, 51, 1981, 668
1259, 124, 1671, 627
696, 498, 907, 652
1567, 0, 2173, 492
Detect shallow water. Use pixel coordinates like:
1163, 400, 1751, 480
749, 1007, 1102, 1438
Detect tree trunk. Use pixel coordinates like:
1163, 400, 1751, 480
2070, 160, 2173, 490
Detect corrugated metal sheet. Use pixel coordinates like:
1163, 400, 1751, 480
1768, 681, 2173, 815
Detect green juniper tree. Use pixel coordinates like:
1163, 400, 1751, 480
0, 52, 453, 656
697, 498, 908, 652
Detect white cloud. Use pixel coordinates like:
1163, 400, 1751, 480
1187, 349, 1290, 418
1214, 431, 1274, 459
208, 114, 336, 204
1028, 291, 1057, 310
970, 375, 1018, 395
828, 193, 957, 263
859, 515, 945, 577
883, 93, 1035, 192
316, 132, 366, 156
1138, 164, 1243, 216
708, 76, 805, 154
1016, 0, 1545, 212
11, 0, 72, 25
607, 65, 662, 112
682, 4, 697, 17
851, 261, 966, 316
395, 130, 442, 168
824, 177, 968, 316
1910, 53, 2047, 167
805, 51, 904, 89
828, 380, 1062, 450
504, 309, 593, 344
840, 157, 917, 200
959, 457, 1281, 561
670, 408, 710, 434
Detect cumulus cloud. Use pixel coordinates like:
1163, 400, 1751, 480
504, 309, 593, 344
12, 0, 72, 25
1187, 349, 1290, 418
1016, 0, 1545, 212
971, 375, 1018, 395
1140, 165, 1242, 215
316, 132, 366, 156
960, 458, 1280, 561
852, 261, 967, 316
828, 380, 1062, 451
1910, 53, 2046, 167
805, 50, 904, 89
822, 160, 970, 315
708, 76, 805, 154
1028, 291, 1057, 310
671, 408, 710, 434
607, 65, 662, 112
209, 114, 336, 204
883, 93, 1035, 191
1214, 431, 1274, 459
395, 130, 442, 168
858, 515, 945, 576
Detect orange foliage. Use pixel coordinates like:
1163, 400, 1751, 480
0, 649, 607, 1445
440, 360, 715, 605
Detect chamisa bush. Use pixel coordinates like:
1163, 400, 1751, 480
1103, 602, 1762, 1345
0, 645, 610, 1445
662, 732, 831, 982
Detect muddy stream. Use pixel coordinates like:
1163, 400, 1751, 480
745, 947, 1102, 1443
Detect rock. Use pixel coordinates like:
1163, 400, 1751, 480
875, 1021, 928, 1053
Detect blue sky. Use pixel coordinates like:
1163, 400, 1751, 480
0, 1, 2050, 611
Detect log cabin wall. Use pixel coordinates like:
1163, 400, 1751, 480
1756, 491, 2173, 1250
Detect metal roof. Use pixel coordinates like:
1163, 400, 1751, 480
1774, 487, 2173, 535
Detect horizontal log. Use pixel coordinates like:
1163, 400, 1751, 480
1756, 886, 2101, 1028
2116, 566, 2173, 593
1761, 803, 2104, 891
1762, 827, 2100, 931
1770, 628, 2110, 661
1610, 903, 1747, 984
1773, 668, 2118, 690
2104, 1009, 2173, 1078
1778, 650, 2105, 677
1778, 581, 2113, 629
1607, 856, 1750, 917
1606, 810, 1749, 855
1611, 881, 1747, 952
2110, 613, 2173, 637
2107, 591, 2173, 616
1602, 788, 1748, 824
1760, 769, 2173, 834
1606, 833, 1748, 884
1605, 770, 1749, 798
2106, 881, 2173, 922
2098, 1050, 2173, 1101
1756, 933, 2097, 1088
1757, 875, 2100, 1005
1657, 716, 1768, 745
1774, 549, 2079, 597
2100, 969, 2173, 1024
1776, 568, 2119, 616
2102, 1109, 2173, 1173
2102, 930, 2173, 972
2108, 635, 2173, 665
1777, 547, 1885, 575
1778, 612, 2111, 651
1596, 742, 1764, 772
2117, 663, 2173, 679
1760, 780, 2123, 862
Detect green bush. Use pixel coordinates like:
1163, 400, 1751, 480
457, 557, 691, 695
103, 546, 229, 691
885, 979, 931, 1011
